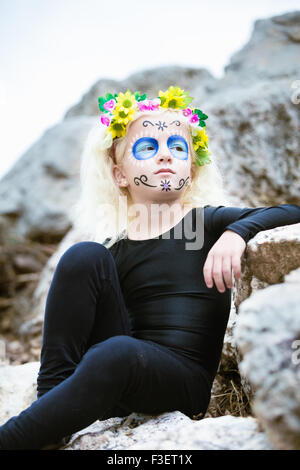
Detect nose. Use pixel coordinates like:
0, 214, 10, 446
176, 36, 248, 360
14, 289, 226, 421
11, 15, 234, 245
156, 141, 173, 163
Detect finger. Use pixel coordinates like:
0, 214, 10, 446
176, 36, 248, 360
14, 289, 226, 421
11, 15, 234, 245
212, 255, 226, 292
203, 253, 214, 287
222, 256, 233, 289
231, 254, 242, 282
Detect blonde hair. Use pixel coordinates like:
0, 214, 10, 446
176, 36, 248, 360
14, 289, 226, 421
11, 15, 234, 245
70, 108, 231, 247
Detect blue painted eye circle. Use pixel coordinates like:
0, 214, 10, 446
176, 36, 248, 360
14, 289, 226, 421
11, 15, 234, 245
168, 135, 188, 160
132, 137, 158, 160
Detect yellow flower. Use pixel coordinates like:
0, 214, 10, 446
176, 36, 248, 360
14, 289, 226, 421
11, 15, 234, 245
193, 141, 200, 151
193, 128, 209, 151
198, 129, 209, 146
107, 121, 127, 139
112, 104, 136, 125
158, 86, 186, 109
115, 90, 137, 110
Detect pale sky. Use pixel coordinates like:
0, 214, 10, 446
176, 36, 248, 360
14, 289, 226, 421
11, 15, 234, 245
0, 0, 299, 179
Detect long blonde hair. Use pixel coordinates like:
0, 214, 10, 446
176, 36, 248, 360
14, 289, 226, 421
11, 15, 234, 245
70, 108, 231, 247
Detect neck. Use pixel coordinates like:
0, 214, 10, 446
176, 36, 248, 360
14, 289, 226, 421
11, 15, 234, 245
127, 198, 192, 240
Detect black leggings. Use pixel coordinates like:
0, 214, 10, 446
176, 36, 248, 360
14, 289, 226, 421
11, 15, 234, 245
0, 242, 211, 450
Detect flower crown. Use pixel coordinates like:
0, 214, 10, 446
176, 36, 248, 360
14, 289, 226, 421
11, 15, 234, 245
98, 85, 211, 166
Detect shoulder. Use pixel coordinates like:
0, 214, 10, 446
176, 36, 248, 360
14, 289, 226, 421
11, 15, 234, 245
194, 205, 227, 232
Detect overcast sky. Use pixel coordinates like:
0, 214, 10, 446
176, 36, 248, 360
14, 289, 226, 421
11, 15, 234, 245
0, 0, 299, 179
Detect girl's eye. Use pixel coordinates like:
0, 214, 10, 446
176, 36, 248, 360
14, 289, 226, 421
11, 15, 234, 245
168, 135, 188, 160
132, 137, 158, 160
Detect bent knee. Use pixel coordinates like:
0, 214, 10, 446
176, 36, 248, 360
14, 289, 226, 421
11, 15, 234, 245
83, 336, 142, 369
56, 241, 112, 275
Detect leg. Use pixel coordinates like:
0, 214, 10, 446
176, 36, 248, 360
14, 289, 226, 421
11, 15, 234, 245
37, 241, 132, 398
0, 336, 211, 449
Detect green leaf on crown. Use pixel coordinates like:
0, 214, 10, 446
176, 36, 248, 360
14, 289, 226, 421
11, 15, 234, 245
134, 92, 147, 102
195, 153, 211, 166
98, 93, 118, 113
193, 109, 208, 126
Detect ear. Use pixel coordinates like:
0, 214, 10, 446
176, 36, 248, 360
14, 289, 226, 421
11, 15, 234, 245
113, 164, 128, 188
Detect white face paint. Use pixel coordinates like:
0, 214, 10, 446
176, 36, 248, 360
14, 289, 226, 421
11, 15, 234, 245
113, 112, 193, 205
126, 128, 189, 168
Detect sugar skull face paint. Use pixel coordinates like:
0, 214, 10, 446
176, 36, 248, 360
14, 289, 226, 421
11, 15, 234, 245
133, 174, 190, 191
167, 135, 188, 160
132, 135, 188, 161
132, 137, 158, 161
112, 111, 193, 204
126, 127, 190, 169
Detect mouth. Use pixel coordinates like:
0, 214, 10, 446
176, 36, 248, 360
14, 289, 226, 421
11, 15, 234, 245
154, 168, 176, 174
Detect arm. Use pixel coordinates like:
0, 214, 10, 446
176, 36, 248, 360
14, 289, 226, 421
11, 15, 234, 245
205, 204, 300, 243
203, 204, 300, 293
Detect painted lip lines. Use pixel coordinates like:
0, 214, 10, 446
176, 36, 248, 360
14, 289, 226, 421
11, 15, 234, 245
154, 168, 176, 174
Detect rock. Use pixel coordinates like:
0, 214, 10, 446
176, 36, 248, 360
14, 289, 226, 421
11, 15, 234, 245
65, 412, 273, 450
0, 117, 96, 243
229, 222, 300, 405
234, 267, 300, 450
206, 301, 251, 418
0, 359, 273, 450
222, 11, 300, 84
0, 362, 39, 424
233, 222, 300, 311
202, 78, 300, 206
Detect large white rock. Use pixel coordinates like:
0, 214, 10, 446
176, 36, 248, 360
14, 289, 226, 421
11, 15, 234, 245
0, 361, 273, 450
0, 362, 39, 424
234, 268, 300, 450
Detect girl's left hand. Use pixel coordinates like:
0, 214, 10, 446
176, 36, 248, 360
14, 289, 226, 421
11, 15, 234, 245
203, 230, 247, 293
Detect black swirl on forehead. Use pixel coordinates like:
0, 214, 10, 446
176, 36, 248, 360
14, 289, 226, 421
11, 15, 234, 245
142, 119, 182, 128
142, 120, 155, 127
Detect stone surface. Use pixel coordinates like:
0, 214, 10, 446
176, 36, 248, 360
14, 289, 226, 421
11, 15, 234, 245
233, 222, 300, 311
65, 413, 273, 451
234, 268, 300, 450
222, 11, 300, 84
229, 222, 300, 405
0, 117, 96, 242
203, 78, 300, 206
0, 359, 273, 450
0, 362, 39, 424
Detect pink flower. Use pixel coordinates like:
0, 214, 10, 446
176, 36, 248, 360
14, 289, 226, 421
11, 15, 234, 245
103, 99, 116, 112
101, 115, 111, 126
182, 108, 192, 117
137, 100, 150, 111
150, 98, 161, 110
138, 98, 161, 112
190, 113, 199, 124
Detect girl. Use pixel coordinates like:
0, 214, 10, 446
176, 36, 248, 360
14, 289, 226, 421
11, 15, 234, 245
0, 86, 299, 450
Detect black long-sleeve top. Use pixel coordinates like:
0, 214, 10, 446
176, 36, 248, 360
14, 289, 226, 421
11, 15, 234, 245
108, 204, 300, 385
